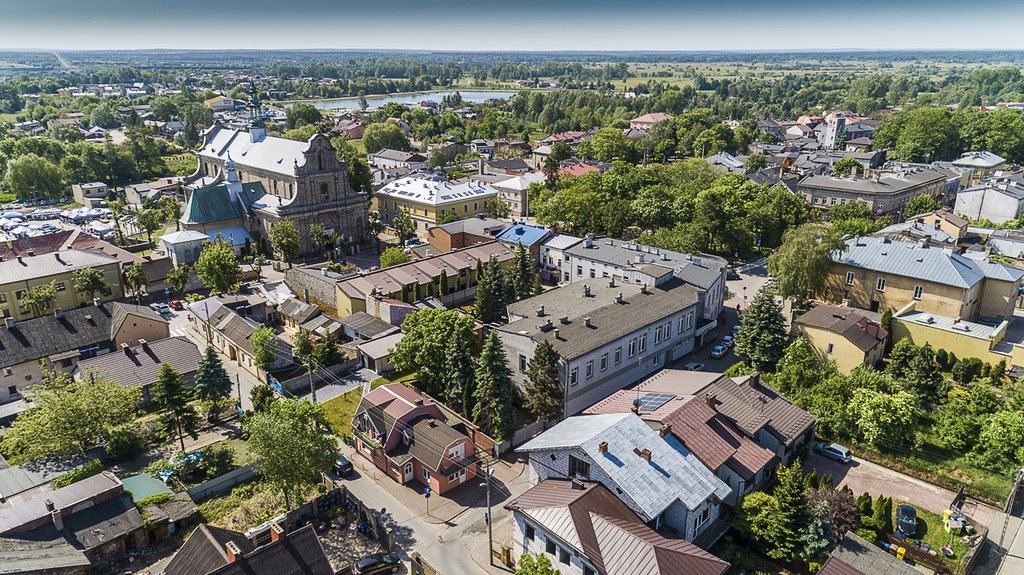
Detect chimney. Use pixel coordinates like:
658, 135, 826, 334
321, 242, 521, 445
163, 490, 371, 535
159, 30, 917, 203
269, 522, 285, 543
659, 424, 672, 438
609, 277, 616, 288
415, 398, 424, 406
16, 255, 23, 265
748, 371, 760, 386
583, 284, 591, 297
705, 392, 716, 409
537, 305, 545, 317
571, 478, 586, 490
553, 328, 561, 339
121, 343, 131, 353
598, 441, 608, 453
639, 448, 652, 462
51, 510, 63, 532
139, 339, 149, 351
559, 315, 570, 325
615, 292, 624, 304
478, 156, 485, 175
640, 284, 649, 294
225, 541, 243, 563
53, 308, 63, 319
584, 316, 592, 328
3, 317, 13, 329
321, 267, 328, 276
584, 233, 594, 248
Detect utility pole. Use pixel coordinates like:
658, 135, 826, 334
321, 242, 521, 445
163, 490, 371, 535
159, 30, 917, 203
307, 360, 317, 403
481, 460, 494, 567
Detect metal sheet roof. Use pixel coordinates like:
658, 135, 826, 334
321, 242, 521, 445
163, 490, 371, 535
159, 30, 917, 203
834, 236, 987, 288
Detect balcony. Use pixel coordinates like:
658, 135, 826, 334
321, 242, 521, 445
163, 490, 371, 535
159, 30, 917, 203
353, 428, 382, 449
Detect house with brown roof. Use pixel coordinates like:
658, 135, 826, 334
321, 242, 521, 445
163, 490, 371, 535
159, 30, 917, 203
636, 370, 816, 465
794, 303, 887, 373
75, 337, 202, 404
584, 390, 777, 507
162, 522, 333, 575
352, 383, 477, 495
629, 113, 674, 131
188, 297, 293, 381
505, 479, 729, 575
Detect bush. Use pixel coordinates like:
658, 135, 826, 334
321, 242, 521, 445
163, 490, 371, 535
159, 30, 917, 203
52, 458, 103, 488
135, 493, 172, 508
146, 457, 173, 475
105, 427, 145, 461
199, 444, 236, 479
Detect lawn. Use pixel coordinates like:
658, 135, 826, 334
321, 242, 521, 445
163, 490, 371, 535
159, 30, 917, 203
322, 386, 365, 436
892, 505, 970, 571
369, 371, 416, 390
163, 153, 196, 176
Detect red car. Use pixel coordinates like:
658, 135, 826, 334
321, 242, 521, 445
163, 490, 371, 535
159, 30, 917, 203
169, 300, 184, 310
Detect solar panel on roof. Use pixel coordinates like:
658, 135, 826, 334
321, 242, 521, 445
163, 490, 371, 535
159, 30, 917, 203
637, 392, 675, 412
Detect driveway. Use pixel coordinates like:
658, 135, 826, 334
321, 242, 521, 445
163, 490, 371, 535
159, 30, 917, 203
804, 452, 998, 528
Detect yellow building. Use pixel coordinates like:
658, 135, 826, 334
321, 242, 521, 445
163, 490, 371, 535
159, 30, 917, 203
891, 301, 1024, 368
0, 250, 124, 321
907, 209, 968, 242
373, 173, 498, 232
825, 236, 1023, 321
793, 303, 887, 373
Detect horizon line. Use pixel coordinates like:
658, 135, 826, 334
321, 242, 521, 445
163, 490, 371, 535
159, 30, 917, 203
2, 47, 1024, 54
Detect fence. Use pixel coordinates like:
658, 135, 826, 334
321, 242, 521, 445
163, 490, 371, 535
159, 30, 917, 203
186, 463, 259, 502
273, 361, 359, 395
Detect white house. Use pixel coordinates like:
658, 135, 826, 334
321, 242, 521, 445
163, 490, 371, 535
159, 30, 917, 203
516, 413, 732, 541
954, 175, 1024, 224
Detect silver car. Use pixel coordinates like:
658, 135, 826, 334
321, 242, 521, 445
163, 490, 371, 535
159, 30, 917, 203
816, 442, 852, 464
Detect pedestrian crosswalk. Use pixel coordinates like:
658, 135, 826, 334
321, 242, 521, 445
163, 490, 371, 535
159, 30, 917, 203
170, 325, 190, 338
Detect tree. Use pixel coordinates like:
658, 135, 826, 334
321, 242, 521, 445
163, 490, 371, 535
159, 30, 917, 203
442, 331, 477, 415
475, 256, 508, 323
524, 340, 563, 422
509, 244, 539, 302
136, 207, 164, 248
251, 326, 278, 373
366, 211, 385, 253
363, 122, 411, 154
379, 246, 410, 268
269, 220, 300, 266
1, 371, 140, 461
768, 223, 846, 307
851, 388, 917, 445
153, 364, 200, 452
976, 409, 1024, 472
246, 400, 336, 508
808, 486, 861, 539
166, 264, 192, 294
832, 156, 862, 176
3, 153, 62, 199
773, 337, 837, 398
770, 460, 808, 561
311, 335, 343, 368
309, 223, 329, 257
158, 195, 183, 230
392, 209, 416, 242
904, 194, 940, 217
293, 330, 313, 365
828, 200, 872, 222
516, 553, 560, 575
485, 196, 511, 219
72, 267, 107, 303
391, 309, 479, 399
194, 345, 233, 421
22, 281, 57, 317
744, 153, 768, 171
285, 103, 323, 129
735, 286, 787, 372
250, 384, 279, 414
871, 495, 894, 536
583, 127, 635, 162
802, 499, 836, 564
122, 263, 149, 304
195, 240, 241, 294
473, 332, 516, 442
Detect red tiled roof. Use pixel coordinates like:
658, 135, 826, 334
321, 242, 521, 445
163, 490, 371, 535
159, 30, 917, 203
559, 163, 600, 177
794, 303, 887, 353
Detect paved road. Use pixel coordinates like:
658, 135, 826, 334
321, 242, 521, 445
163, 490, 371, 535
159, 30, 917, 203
294, 368, 376, 403
804, 452, 998, 527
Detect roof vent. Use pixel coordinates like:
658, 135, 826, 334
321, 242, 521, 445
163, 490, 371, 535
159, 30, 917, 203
3, 317, 13, 329
559, 315, 570, 325
584, 316, 592, 328
571, 479, 586, 490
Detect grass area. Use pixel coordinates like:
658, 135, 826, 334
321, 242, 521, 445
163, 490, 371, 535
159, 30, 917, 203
216, 438, 252, 467
349, 138, 366, 155
894, 505, 969, 570
163, 153, 196, 176
369, 371, 417, 390
322, 386, 365, 436
198, 479, 284, 529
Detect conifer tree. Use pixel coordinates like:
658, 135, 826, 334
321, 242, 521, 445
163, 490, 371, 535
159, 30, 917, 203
735, 285, 787, 371
473, 332, 516, 441
524, 340, 563, 422
194, 345, 232, 420
154, 364, 200, 452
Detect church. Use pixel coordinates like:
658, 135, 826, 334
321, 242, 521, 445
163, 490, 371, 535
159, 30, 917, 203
181, 122, 369, 258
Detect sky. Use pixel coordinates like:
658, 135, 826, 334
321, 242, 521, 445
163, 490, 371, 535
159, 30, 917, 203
2, 0, 1024, 52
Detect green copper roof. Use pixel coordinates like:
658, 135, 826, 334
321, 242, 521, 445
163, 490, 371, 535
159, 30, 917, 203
180, 181, 265, 225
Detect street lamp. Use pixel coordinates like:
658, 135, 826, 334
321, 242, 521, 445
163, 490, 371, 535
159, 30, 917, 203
479, 466, 495, 566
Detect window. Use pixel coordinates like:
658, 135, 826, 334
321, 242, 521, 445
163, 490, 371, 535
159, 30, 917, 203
424, 208, 428, 216
695, 507, 711, 530
519, 354, 527, 372
15, 290, 25, 300
576, 265, 583, 276
845, 271, 855, 285
60, 359, 72, 368
54, 282, 66, 291
678, 317, 685, 333
655, 325, 663, 344
569, 455, 590, 479
0, 293, 5, 303
464, 204, 468, 213
589, 269, 595, 278
913, 285, 923, 300
583, 567, 595, 575
448, 446, 462, 460
638, 333, 647, 353
664, 321, 672, 338
875, 277, 886, 292
320, 182, 329, 201
7, 385, 16, 396
614, 347, 622, 365
827, 343, 834, 354
600, 353, 608, 371
570, 367, 578, 386
423, 468, 430, 481
545, 539, 556, 555
525, 524, 535, 541
628, 338, 637, 358
559, 548, 570, 565
586, 360, 593, 379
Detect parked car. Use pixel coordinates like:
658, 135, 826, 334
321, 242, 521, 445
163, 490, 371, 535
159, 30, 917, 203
710, 345, 728, 359
815, 442, 852, 464
897, 504, 917, 536
682, 362, 705, 371
722, 335, 734, 348
731, 324, 741, 335
352, 553, 401, 575
726, 267, 740, 280
151, 303, 170, 314
334, 453, 354, 476
169, 299, 184, 310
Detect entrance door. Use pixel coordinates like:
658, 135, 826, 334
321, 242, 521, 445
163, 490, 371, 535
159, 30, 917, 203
404, 463, 414, 483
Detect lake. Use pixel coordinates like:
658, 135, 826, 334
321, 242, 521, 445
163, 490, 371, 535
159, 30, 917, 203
306, 90, 519, 111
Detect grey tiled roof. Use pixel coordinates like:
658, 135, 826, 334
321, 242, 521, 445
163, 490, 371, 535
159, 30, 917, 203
565, 239, 726, 290
799, 168, 944, 195
518, 413, 731, 515
500, 279, 699, 361
338, 311, 399, 339
834, 236, 996, 288
76, 337, 202, 388
434, 216, 509, 237
0, 305, 113, 368
820, 532, 919, 575
0, 249, 118, 283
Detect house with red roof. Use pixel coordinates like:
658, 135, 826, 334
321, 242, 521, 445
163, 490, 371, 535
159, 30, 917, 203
629, 112, 673, 131
352, 383, 477, 494
584, 388, 777, 507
